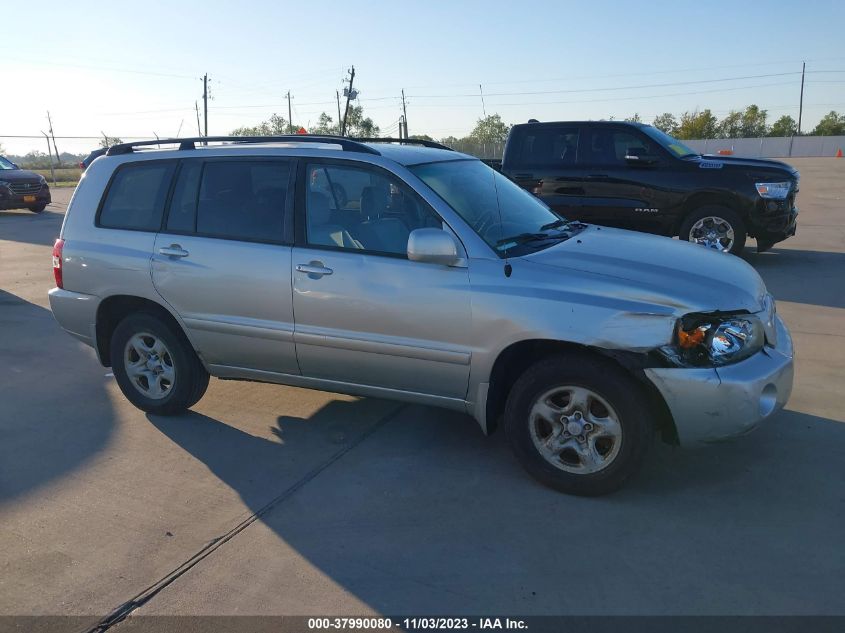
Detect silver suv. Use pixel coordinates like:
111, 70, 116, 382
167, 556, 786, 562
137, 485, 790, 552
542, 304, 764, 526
49, 136, 794, 496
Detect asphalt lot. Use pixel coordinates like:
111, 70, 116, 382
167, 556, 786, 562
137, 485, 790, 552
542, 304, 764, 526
1, 159, 844, 626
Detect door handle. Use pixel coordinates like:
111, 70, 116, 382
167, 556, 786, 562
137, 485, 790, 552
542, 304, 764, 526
158, 244, 189, 258
296, 263, 333, 277
515, 173, 535, 179
587, 174, 609, 179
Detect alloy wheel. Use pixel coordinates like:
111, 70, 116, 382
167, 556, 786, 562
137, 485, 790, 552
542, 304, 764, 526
124, 332, 175, 400
528, 385, 623, 474
689, 216, 735, 252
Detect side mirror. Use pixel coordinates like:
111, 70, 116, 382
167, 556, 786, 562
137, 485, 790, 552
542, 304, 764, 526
12, 163, 19, 169
407, 228, 460, 266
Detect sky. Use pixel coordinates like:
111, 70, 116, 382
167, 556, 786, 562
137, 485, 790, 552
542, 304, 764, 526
2, 0, 844, 156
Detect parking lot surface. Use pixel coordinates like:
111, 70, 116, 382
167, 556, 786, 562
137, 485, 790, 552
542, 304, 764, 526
1, 159, 844, 626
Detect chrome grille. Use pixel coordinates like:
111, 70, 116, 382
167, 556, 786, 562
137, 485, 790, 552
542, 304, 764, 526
9, 182, 42, 195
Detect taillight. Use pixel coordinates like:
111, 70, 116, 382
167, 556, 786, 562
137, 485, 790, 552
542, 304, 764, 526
52, 238, 64, 288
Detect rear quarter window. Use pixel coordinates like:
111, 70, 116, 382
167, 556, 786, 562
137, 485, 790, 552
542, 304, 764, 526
508, 126, 580, 168
98, 161, 176, 231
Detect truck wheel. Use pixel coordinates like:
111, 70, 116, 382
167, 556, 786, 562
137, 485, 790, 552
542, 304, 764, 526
504, 354, 654, 496
29, 204, 47, 213
110, 313, 209, 415
679, 206, 746, 255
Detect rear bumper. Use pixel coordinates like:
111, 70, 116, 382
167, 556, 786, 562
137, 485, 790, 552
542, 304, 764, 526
645, 315, 794, 446
48, 287, 99, 348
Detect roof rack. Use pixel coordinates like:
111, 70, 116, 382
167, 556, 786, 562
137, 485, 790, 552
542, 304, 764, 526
351, 137, 454, 151
105, 135, 381, 156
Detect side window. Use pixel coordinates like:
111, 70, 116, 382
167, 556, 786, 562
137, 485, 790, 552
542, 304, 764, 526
587, 129, 655, 166
99, 162, 175, 231
514, 127, 580, 168
187, 160, 291, 242
305, 163, 441, 256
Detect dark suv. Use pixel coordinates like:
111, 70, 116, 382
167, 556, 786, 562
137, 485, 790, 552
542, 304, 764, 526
0, 155, 52, 213
501, 121, 799, 254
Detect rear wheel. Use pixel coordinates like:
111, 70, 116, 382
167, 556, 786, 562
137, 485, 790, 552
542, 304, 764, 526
504, 354, 654, 496
28, 203, 47, 213
110, 313, 209, 415
679, 206, 746, 255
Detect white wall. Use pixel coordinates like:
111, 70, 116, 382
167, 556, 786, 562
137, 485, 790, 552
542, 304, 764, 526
682, 136, 845, 158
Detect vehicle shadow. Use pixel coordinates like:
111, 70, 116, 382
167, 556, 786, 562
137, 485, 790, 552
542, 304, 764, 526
0, 207, 65, 248
146, 399, 394, 512
147, 401, 845, 615
744, 247, 845, 309
0, 289, 116, 503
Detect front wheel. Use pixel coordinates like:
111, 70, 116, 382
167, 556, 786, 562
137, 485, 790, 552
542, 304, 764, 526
110, 313, 209, 415
504, 354, 654, 496
29, 203, 47, 213
679, 206, 746, 255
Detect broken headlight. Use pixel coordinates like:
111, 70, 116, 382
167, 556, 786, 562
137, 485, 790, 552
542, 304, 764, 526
661, 313, 765, 367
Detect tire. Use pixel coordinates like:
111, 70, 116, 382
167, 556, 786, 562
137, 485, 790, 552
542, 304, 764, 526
110, 313, 209, 415
28, 203, 47, 213
504, 354, 654, 496
679, 206, 746, 255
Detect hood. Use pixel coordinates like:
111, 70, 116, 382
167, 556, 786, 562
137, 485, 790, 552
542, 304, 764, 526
521, 226, 767, 315
689, 154, 798, 178
0, 167, 44, 183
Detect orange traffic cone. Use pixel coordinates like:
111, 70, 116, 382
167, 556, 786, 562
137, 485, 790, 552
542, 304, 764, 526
837, 148, 843, 158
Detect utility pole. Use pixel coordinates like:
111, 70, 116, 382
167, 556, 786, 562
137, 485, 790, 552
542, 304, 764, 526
195, 101, 202, 136
286, 91, 293, 134
341, 65, 356, 137
797, 61, 806, 135
202, 73, 209, 138
336, 90, 342, 134
401, 89, 409, 138
41, 132, 56, 186
46, 111, 60, 166
479, 84, 487, 118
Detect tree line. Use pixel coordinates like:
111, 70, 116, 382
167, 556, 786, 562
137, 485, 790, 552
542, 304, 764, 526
5, 104, 841, 169
634, 107, 845, 139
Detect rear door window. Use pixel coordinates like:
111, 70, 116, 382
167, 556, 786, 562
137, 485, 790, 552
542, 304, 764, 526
510, 127, 580, 168
165, 159, 293, 243
98, 161, 176, 231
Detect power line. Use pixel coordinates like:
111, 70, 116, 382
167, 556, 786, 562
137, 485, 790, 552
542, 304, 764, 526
404, 80, 798, 108
405, 72, 805, 99
2, 55, 198, 79
398, 56, 845, 90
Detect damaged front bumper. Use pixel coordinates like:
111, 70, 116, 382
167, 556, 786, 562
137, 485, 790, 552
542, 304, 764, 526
644, 314, 793, 446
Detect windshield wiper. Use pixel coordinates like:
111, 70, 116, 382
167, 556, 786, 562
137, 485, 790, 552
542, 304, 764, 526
496, 231, 569, 248
539, 218, 569, 231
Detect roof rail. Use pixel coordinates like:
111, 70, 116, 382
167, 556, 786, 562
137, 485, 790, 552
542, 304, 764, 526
352, 137, 454, 151
105, 135, 381, 156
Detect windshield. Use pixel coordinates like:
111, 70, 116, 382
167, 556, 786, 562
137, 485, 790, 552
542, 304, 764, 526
410, 159, 573, 256
0, 156, 16, 170
640, 126, 698, 158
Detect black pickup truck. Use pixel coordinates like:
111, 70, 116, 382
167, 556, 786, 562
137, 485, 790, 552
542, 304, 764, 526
499, 120, 799, 254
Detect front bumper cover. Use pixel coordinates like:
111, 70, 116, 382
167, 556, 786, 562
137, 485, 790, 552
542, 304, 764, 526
644, 314, 793, 446
751, 200, 798, 252
0, 185, 51, 210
